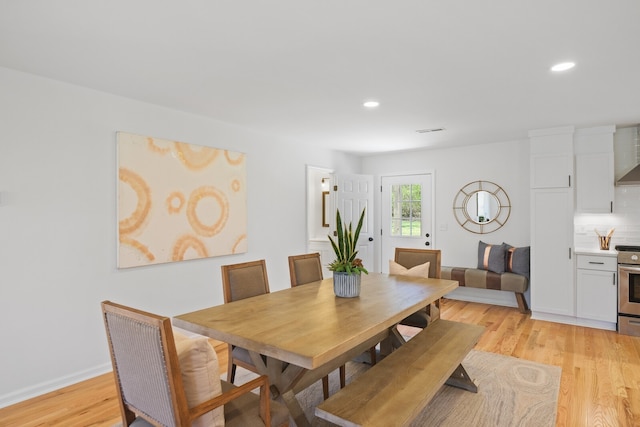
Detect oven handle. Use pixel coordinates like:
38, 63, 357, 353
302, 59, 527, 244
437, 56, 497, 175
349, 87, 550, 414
619, 264, 640, 273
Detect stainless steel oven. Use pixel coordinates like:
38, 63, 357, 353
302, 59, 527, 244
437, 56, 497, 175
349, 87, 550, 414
616, 245, 640, 336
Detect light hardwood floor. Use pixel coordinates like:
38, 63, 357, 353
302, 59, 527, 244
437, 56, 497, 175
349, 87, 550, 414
1, 298, 639, 426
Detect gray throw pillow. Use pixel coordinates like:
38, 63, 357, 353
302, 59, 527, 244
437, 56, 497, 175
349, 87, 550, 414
477, 241, 507, 274
504, 243, 530, 279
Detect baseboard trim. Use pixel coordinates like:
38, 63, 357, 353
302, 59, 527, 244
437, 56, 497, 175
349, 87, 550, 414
531, 311, 617, 331
0, 363, 112, 409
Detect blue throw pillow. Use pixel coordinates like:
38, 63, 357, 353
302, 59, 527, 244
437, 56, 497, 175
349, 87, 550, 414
477, 241, 507, 274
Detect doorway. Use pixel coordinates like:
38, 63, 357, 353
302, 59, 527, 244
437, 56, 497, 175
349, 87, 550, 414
380, 173, 434, 272
306, 167, 374, 275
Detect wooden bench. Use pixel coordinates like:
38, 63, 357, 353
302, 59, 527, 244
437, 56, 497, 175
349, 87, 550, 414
315, 319, 485, 427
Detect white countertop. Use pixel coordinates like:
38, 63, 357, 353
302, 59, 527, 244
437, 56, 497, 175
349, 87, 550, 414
575, 247, 618, 257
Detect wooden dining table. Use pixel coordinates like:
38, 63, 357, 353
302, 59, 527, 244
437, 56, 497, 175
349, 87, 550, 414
172, 272, 458, 427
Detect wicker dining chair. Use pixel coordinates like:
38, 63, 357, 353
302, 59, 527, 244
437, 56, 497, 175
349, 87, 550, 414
393, 248, 442, 328
221, 259, 271, 384
101, 300, 290, 427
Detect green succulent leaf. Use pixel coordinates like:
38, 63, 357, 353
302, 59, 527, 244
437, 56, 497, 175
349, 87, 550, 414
327, 208, 368, 275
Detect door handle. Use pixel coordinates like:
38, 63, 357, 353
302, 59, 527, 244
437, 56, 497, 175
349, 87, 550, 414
425, 242, 430, 246
368, 237, 373, 242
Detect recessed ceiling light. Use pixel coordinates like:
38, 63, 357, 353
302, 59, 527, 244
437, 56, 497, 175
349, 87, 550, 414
551, 62, 576, 72
363, 100, 380, 108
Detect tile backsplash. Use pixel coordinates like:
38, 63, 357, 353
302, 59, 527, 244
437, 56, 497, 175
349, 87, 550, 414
574, 186, 640, 249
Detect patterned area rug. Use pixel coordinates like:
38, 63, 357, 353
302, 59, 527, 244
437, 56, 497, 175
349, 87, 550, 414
287, 350, 561, 427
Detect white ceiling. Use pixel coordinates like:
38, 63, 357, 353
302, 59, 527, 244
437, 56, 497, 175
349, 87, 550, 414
2, 1, 639, 154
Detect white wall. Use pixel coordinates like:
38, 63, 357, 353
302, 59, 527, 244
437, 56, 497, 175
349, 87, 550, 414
0, 67, 360, 407
362, 140, 531, 269
362, 140, 531, 306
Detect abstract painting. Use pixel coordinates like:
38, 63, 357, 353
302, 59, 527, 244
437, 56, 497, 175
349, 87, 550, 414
117, 132, 247, 268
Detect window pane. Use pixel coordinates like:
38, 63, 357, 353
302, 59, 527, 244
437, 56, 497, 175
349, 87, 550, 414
389, 183, 423, 237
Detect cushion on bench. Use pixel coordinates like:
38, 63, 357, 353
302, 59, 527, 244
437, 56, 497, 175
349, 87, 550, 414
441, 266, 528, 294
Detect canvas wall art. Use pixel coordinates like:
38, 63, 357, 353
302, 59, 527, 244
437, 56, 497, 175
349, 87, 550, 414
117, 132, 247, 268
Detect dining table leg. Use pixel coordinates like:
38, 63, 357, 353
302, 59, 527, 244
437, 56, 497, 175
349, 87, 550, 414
379, 324, 407, 356
248, 331, 390, 426
280, 390, 311, 427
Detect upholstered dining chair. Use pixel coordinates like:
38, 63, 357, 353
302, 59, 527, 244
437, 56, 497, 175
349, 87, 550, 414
287, 253, 346, 399
221, 259, 270, 384
288, 252, 324, 288
392, 248, 442, 328
288, 253, 378, 395
101, 301, 290, 427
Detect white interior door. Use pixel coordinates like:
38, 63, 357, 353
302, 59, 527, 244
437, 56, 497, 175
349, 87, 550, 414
333, 173, 374, 272
381, 174, 433, 273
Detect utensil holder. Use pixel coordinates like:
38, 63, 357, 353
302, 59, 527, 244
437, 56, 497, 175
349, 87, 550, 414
598, 236, 611, 250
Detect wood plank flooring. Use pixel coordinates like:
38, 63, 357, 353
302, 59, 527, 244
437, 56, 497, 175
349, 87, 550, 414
1, 298, 639, 426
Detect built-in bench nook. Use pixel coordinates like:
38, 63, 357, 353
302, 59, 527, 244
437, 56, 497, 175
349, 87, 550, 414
441, 266, 530, 313
441, 241, 531, 314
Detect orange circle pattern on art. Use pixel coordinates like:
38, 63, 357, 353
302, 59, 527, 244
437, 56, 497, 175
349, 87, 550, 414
232, 234, 247, 254
119, 168, 152, 235
172, 234, 209, 261
119, 235, 156, 262
231, 179, 241, 192
166, 191, 185, 214
187, 186, 229, 237
174, 142, 219, 171
146, 137, 171, 155
224, 150, 245, 165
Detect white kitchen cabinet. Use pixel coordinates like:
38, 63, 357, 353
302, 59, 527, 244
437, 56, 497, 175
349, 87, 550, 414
576, 254, 617, 322
530, 126, 574, 189
574, 126, 615, 213
531, 188, 575, 316
530, 127, 575, 318
531, 153, 573, 188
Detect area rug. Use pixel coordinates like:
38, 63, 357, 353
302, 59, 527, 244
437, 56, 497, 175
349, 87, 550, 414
287, 350, 561, 427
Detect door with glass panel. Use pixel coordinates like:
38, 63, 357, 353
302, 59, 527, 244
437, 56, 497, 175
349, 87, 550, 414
381, 174, 433, 273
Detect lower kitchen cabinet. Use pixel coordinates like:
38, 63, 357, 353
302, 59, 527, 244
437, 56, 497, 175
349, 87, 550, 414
576, 254, 617, 323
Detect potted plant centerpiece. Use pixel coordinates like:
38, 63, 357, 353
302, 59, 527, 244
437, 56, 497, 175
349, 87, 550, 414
328, 208, 368, 297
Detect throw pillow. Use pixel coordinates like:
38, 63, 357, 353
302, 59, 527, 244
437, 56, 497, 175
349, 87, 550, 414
504, 244, 531, 279
477, 241, 507, 274
174, 331, 225, 427
389, 259, 431, 278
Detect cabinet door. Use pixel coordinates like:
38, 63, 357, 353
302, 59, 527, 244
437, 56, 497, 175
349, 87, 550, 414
576, 269, 617, 322
531, 153, 572, 188
575, 152, 614, 213
531, 189, 574, 316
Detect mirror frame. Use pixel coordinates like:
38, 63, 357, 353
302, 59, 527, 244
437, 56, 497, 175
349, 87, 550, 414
322, 191, 330, 227
452, 180, 511, 234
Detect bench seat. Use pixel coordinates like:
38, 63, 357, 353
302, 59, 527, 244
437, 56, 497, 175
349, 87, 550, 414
315, 320, 485, 427
441, 266, 530, 314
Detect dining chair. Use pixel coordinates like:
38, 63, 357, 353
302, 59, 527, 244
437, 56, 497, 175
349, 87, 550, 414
221, 259, 270, 384
287, 253, 346, 399
288, 252, 324, 287
393, 248, 442, 328
101, 300, 290, 427
288, 253, 378, 397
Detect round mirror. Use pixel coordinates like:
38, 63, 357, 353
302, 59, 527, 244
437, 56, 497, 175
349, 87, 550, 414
465, 191, 500, 224
453, 181, 511, 234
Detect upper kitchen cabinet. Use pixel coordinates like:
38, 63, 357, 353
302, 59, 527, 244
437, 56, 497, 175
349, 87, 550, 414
529, 126, 574, 188
574, 125, 615, 213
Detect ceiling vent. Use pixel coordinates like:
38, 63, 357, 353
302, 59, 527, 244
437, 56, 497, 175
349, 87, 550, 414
416, 128, 445, 134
